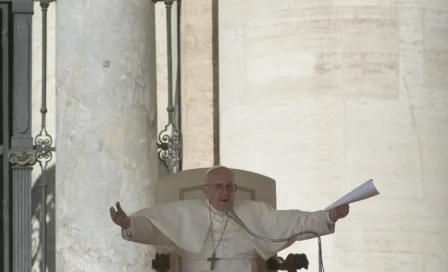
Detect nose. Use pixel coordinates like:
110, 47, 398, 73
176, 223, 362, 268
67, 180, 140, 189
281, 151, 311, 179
218, 187, 231, 196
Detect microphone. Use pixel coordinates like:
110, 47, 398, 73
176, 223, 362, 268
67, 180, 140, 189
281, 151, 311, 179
226, 209, 324, 272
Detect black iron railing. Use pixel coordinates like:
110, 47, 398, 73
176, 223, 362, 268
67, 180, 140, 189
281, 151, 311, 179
155, 0, 183, 174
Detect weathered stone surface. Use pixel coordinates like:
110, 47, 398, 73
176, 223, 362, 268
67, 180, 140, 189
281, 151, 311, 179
180, 0, 216, 168
219, 0, 448, 271
55, 1, 158, 271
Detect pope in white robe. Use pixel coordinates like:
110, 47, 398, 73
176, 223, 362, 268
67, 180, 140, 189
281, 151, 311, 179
110, 166, 350, 272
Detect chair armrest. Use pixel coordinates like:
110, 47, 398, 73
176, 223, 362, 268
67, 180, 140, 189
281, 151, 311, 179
152, 253, 171, 272
266, 253, 309, 271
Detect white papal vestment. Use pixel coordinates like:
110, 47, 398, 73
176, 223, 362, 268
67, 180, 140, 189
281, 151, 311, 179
121, 199, 335, 272
179, 206, 259, 272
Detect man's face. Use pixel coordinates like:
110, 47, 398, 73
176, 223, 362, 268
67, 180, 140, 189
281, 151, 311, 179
202, 168, 236, 212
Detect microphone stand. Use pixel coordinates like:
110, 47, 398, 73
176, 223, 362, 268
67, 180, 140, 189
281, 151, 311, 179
226, 209, 324, 272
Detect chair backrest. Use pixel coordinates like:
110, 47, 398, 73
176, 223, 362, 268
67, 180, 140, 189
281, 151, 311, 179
154, 167, 277, 272
155, 167, 276, 208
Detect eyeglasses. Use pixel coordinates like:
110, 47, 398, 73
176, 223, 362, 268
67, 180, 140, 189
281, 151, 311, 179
205, 184, 237, 192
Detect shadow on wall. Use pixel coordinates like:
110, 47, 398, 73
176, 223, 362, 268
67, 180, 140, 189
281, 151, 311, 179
31, 165, 55, 272
28, 160, 167, 272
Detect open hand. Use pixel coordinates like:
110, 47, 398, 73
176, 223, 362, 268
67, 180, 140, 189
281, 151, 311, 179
329, 204, 350, 222
110, 202, 131, 229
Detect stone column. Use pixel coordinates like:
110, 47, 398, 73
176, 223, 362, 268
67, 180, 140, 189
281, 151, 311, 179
55, 1, 158, 271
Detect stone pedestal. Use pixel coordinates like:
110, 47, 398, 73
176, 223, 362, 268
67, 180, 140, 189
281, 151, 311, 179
55, 1, 158, 271
219, 1, 448, 271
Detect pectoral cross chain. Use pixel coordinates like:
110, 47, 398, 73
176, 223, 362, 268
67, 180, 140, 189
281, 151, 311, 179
207, 253, 220, 271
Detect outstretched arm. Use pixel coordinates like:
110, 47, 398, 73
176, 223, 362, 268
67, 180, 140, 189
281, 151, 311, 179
285, 204, 350, 242
259, 203, 350, 243
110, 202, 174, 247
121, 215, 174, 246
292, 210, 335, 241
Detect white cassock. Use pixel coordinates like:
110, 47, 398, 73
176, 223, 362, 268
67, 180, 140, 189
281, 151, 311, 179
122, 199, 335, 272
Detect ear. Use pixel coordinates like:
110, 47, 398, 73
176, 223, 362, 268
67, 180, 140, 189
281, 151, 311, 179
202, 186, 208, 195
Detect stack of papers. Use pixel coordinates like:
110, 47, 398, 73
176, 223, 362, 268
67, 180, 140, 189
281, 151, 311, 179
324, 179, 380, 211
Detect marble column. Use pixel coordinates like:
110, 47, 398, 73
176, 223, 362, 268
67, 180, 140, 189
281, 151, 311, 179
55, 1, 158, 271
219, 1, 448, 271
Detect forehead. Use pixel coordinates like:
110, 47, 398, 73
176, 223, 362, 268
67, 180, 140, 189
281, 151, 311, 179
206, 168, 234, 183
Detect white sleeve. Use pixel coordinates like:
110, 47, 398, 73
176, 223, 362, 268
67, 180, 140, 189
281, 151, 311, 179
326, 211, 335, 225
121, 216, 174, 246
292, 210, 336, 241
121, 217, 137, 241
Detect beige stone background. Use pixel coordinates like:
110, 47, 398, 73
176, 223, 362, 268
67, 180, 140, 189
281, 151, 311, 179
29, 0, 447, 271
219, 0, 448, 271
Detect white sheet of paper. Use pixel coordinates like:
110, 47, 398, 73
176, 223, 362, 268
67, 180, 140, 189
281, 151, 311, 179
324, 179, 380, 211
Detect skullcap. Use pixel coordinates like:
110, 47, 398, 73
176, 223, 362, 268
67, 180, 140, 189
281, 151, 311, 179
204, 165, 233, 183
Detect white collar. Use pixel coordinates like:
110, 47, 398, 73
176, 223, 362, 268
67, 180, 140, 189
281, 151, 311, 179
207, 200, 228, 217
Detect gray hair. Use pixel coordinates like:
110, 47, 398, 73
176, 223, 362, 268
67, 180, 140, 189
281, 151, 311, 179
204, 165, 234, 184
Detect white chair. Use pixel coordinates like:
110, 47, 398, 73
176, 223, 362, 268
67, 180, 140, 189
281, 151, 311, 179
152, 167, 278, 272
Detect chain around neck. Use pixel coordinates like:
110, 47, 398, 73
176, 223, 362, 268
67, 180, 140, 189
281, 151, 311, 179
208, 201, 229, 254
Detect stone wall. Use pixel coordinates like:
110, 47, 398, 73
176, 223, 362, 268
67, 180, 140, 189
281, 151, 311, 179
219, 0, 448, 271
180, 0, 218, 169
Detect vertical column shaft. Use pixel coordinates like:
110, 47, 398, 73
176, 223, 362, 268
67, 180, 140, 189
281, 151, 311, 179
10, 1, 35, 271
12, 167, 32, 272
56, 1, 159, 271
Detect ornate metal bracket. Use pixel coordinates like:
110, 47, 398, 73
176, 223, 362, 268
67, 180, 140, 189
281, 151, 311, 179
34, 127, 54, 171
157, 124, 182, 172
7, 129, 53, 169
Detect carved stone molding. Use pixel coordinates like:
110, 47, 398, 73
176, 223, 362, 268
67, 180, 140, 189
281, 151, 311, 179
8, 149, 37, 166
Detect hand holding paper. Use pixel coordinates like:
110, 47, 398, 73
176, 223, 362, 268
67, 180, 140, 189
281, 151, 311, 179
325, 179, 380, 211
